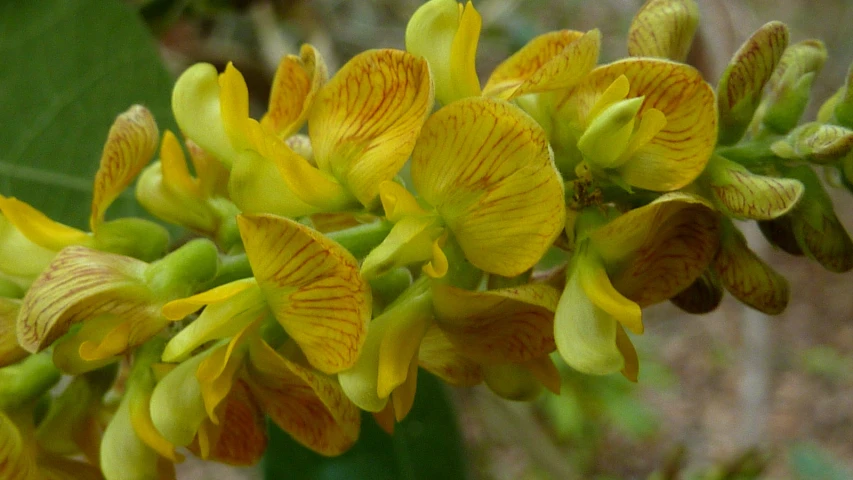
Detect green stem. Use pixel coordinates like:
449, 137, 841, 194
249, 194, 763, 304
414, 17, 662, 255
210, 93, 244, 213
326, 220, 394, 258
715, 137, 781, 167
0, 352, 61, 410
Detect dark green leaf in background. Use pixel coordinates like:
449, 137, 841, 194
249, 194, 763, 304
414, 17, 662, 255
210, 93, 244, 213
264, 372, 469, 480
0, 0, 177, 228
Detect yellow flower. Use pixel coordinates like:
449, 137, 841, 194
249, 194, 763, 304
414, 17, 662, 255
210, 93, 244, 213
405, 0, 600, 105
16, 239, 218, 374
0, 105, 169, 263
360, 96, 565, 280
549, 59, 717, 191
339, 280, 562, 418
136, 130, 239, 249
150, 214, 369, 456
555, 193, 719, 379
172, 48, 434, 217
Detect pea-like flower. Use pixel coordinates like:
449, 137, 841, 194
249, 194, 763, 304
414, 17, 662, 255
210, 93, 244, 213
360, 96, 566, 280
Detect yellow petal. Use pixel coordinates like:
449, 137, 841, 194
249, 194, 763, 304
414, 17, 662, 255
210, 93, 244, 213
238, 214, 371, 374
0, 196, 91, 251
360, 215, 443, 280
0, 411, 38, 480
309, 49, 433, 208
627, 0, 699, 62
556, 59, 717, 191
484, 29, 600, 99
577, 254, 643, 334
162, 278, 258, 321
196, 323, 254, 423
0, 299, 26, 368
717, 21, 788, 144
172, 63, 240, 167
228, 149, 324, 218
218, 62, 252, 152
588, 193, 720, 309
554, 259, 626, 376
377, 301, 432, 398
193, 380, 267, 466
0, 214, 56, 282
90, 105, 159, 232
261, 44, 328, 138
242, 120, 357, 213
17, 246, 151, 353
431, 283, 559, 363
379, 181, 429, 222
186, 139, 230, 198
715, 219, 789, 314
390, 355, 419, 421
247, 337, 361, 456
418, 325, 484, 386
159, 130, 200, 197
149, 351, 210, 447
413, 97, 565, 276
705, 155, 804, 220
405, 0, 481, 105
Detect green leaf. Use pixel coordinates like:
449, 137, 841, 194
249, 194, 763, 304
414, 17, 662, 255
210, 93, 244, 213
0, 0, 176, 229
263, 372, 469, 480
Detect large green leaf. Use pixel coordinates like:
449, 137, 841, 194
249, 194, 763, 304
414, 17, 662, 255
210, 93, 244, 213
264, 372, 469, 480
0, 0, 176, 228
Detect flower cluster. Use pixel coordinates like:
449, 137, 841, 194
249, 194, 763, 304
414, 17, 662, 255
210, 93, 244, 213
3, 0, 853, 477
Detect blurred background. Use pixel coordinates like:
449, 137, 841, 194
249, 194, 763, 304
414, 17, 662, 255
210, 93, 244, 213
135, 0, 853, 478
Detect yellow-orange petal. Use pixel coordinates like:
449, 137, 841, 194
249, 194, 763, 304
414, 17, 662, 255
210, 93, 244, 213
196, 323, 254, 423
576, 254, 643, 334
556, 59, 717, 191
590, 193, 720, 308
377, 301, 432, 398
90, 105, 159, 232
0, 196, 91, 251
238, 214, 371, 374
218, 62, 252, 152
247, 336, 361, 456
627, 0, 699, 62
379, 181, 429, 222
261, 44, 328, 138
309, 49, 433, 208
228, 149, 323, 218
0, 299, 26, 368
191, 380, 267, 466
172, 63, 240, 167
16, 246, 150, 353
484, 29, 600, 100
418, 325, 484, 386
412, 97, 565, 277
616, 324, 639, 382
431, 283, 559, 364
717, 22, 789, 145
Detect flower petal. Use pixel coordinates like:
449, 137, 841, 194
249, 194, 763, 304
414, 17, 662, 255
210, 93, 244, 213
482, 362, 543, 401
484, 29, 600, 100
670, 268, 724, 314
90, 105, 159, 232
706, 155, 804, 220
413, 97, 565, 276
239, 214, 371, 373
717, 22, 789, 144
418, 325, 483, 386
577, 254, 643, 334
589, 193, 720, 309
150, 351, 210, 447
261, 44, 328, 138
172, 63, 240, 167
627, 0, 699, 62
0, 196, 91, 251
361, 215, 443, 280
715, 219, 789, 314
16, 246, 151, 353
247, 337, 360, 456
309, 49, 433, 208
556, 59, 717, 191
431, 283, 558, 363
406, 0, 481, 105
554, 260, 625, 376
0, 299, 26, 368
192, 379, 267, 465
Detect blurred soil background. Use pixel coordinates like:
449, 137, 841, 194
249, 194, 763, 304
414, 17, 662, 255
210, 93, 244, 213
136, 0, 853, 478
